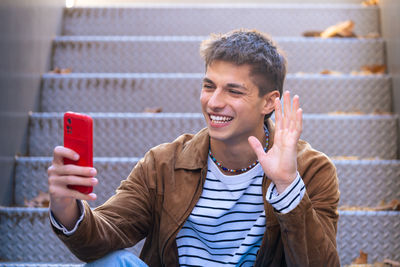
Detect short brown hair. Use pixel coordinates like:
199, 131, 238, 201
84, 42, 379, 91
200, 29, 287, 100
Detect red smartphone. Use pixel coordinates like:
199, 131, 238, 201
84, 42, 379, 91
63, 111, 94, 194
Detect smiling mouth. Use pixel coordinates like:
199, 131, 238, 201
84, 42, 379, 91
210, 114, 233, 124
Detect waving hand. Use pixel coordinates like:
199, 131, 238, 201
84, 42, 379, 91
248, 91, 303, 194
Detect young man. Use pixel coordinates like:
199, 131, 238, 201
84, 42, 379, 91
48, 29, 340, 266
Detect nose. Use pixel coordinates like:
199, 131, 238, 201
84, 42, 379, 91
207, 88, 226, 110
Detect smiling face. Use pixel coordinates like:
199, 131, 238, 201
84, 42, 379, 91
201, 60, 277, 146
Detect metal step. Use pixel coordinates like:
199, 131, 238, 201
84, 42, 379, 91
14, 157, 400, 208
62, 4, 380, 37
1, 207, 398, 265
40, 73, 392, 114
52, 37, 384, 73
0, 207, 143, 264
28, 113, 398, 159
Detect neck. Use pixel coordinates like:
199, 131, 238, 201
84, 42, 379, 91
209, 128, 266, 175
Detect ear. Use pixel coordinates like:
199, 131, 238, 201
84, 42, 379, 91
261, 90, 280, 115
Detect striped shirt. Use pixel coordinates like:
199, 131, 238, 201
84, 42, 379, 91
176, 156, 305, 266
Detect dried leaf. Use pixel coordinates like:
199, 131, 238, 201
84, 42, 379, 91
330, 156, 360, 160
302, 31, 322, 37
49, 67, 72, 74
361, 65, 386, 74
321, 20, 356, 38
144, 107, 163, 113
372, 110, 393, 115
372, 199, 400, 211
383, 259, 400, 266
352, 250, 368, 264
328, 111, 365, 115
320, 69, 343, 75
362, 0, 379, 6
340, 199, 400, 211
351, 65, 386, 75
24, 191, 50, 208
359, 32, 380, 39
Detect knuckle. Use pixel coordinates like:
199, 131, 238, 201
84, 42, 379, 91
47, 165, 54, 175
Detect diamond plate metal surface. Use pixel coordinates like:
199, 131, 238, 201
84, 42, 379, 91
334, 160, 400, 207
28, 113, 398, 159
62, 5, 380, 37
15, 157, 139, 207
0, 207, 143, 263
51, 37, 385, 74
2, 208, 399, 264
337, 211, 400, 265
40, 73, 392, 114
15, 157, 400, 209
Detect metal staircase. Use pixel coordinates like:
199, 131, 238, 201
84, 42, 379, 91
1, 3, 399, 266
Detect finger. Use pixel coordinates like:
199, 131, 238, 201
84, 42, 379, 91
292, 95, 300, 121
63, 176, 98, 187
53, 146, 79, 166
49, 164, 97, 178
274, 97, 283, 131
296, 108, 303, 137
48, 173, 98, 189
248, 136, 266, 160
51, 186, 97, 201
290, 95, 300, 132
283, 91, 291, 129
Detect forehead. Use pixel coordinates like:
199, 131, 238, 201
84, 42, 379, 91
204, 60, 255, 85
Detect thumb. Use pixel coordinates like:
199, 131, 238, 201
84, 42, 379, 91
248, 136, 266, 160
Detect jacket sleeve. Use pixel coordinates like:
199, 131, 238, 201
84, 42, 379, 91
275, 144, 340, 267
51, 153, 156, 262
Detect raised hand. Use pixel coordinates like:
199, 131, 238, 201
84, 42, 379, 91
248, 91, 303, 194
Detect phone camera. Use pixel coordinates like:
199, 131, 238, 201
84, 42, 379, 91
67, 118, 72, 124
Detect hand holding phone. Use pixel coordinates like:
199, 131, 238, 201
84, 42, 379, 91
63, 111, 94, 194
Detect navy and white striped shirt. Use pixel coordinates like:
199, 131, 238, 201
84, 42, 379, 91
176, 156, 305, 266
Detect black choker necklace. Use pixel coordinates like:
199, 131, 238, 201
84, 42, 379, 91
209, 128, 269, 174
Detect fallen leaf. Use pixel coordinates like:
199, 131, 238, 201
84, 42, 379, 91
320, 69, 343, 75
383, 259, 400, 267
351, 65, 386, 75
330, 156, 360, 160
372, 199, 400, 211
302, 31, 322, 37
362, 0, 379, 6
372, 110, 393, 115
328, 111, 365, 115
24, 191, 50, 208
321, 20, 356, 38
359, 32, 380, 39
340, 199, 400, 211
49, 67, 72, 74
144, 107, 163, 113
353, 250, 368, 264
361, 65, 386, 74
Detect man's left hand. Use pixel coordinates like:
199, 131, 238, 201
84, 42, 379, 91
248, 91, 303, 194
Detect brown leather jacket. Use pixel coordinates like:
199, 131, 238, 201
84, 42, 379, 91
54, 120, 340, 266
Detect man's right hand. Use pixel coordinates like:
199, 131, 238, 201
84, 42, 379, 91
48, 146, 98, 230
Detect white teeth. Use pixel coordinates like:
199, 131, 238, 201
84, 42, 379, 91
210, 115, 233, 123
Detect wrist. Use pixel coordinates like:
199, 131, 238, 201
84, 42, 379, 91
274, 172, 298, 194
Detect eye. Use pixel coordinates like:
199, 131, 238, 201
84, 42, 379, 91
229, 89, 243, 95
202, 83, 215, 90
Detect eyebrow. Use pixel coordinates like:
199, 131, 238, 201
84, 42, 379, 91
202, 78, 248, 91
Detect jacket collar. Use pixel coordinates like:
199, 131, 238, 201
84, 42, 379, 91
175, 119, 276, 170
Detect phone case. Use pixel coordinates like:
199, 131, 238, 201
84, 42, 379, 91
63, 112, 94, 194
